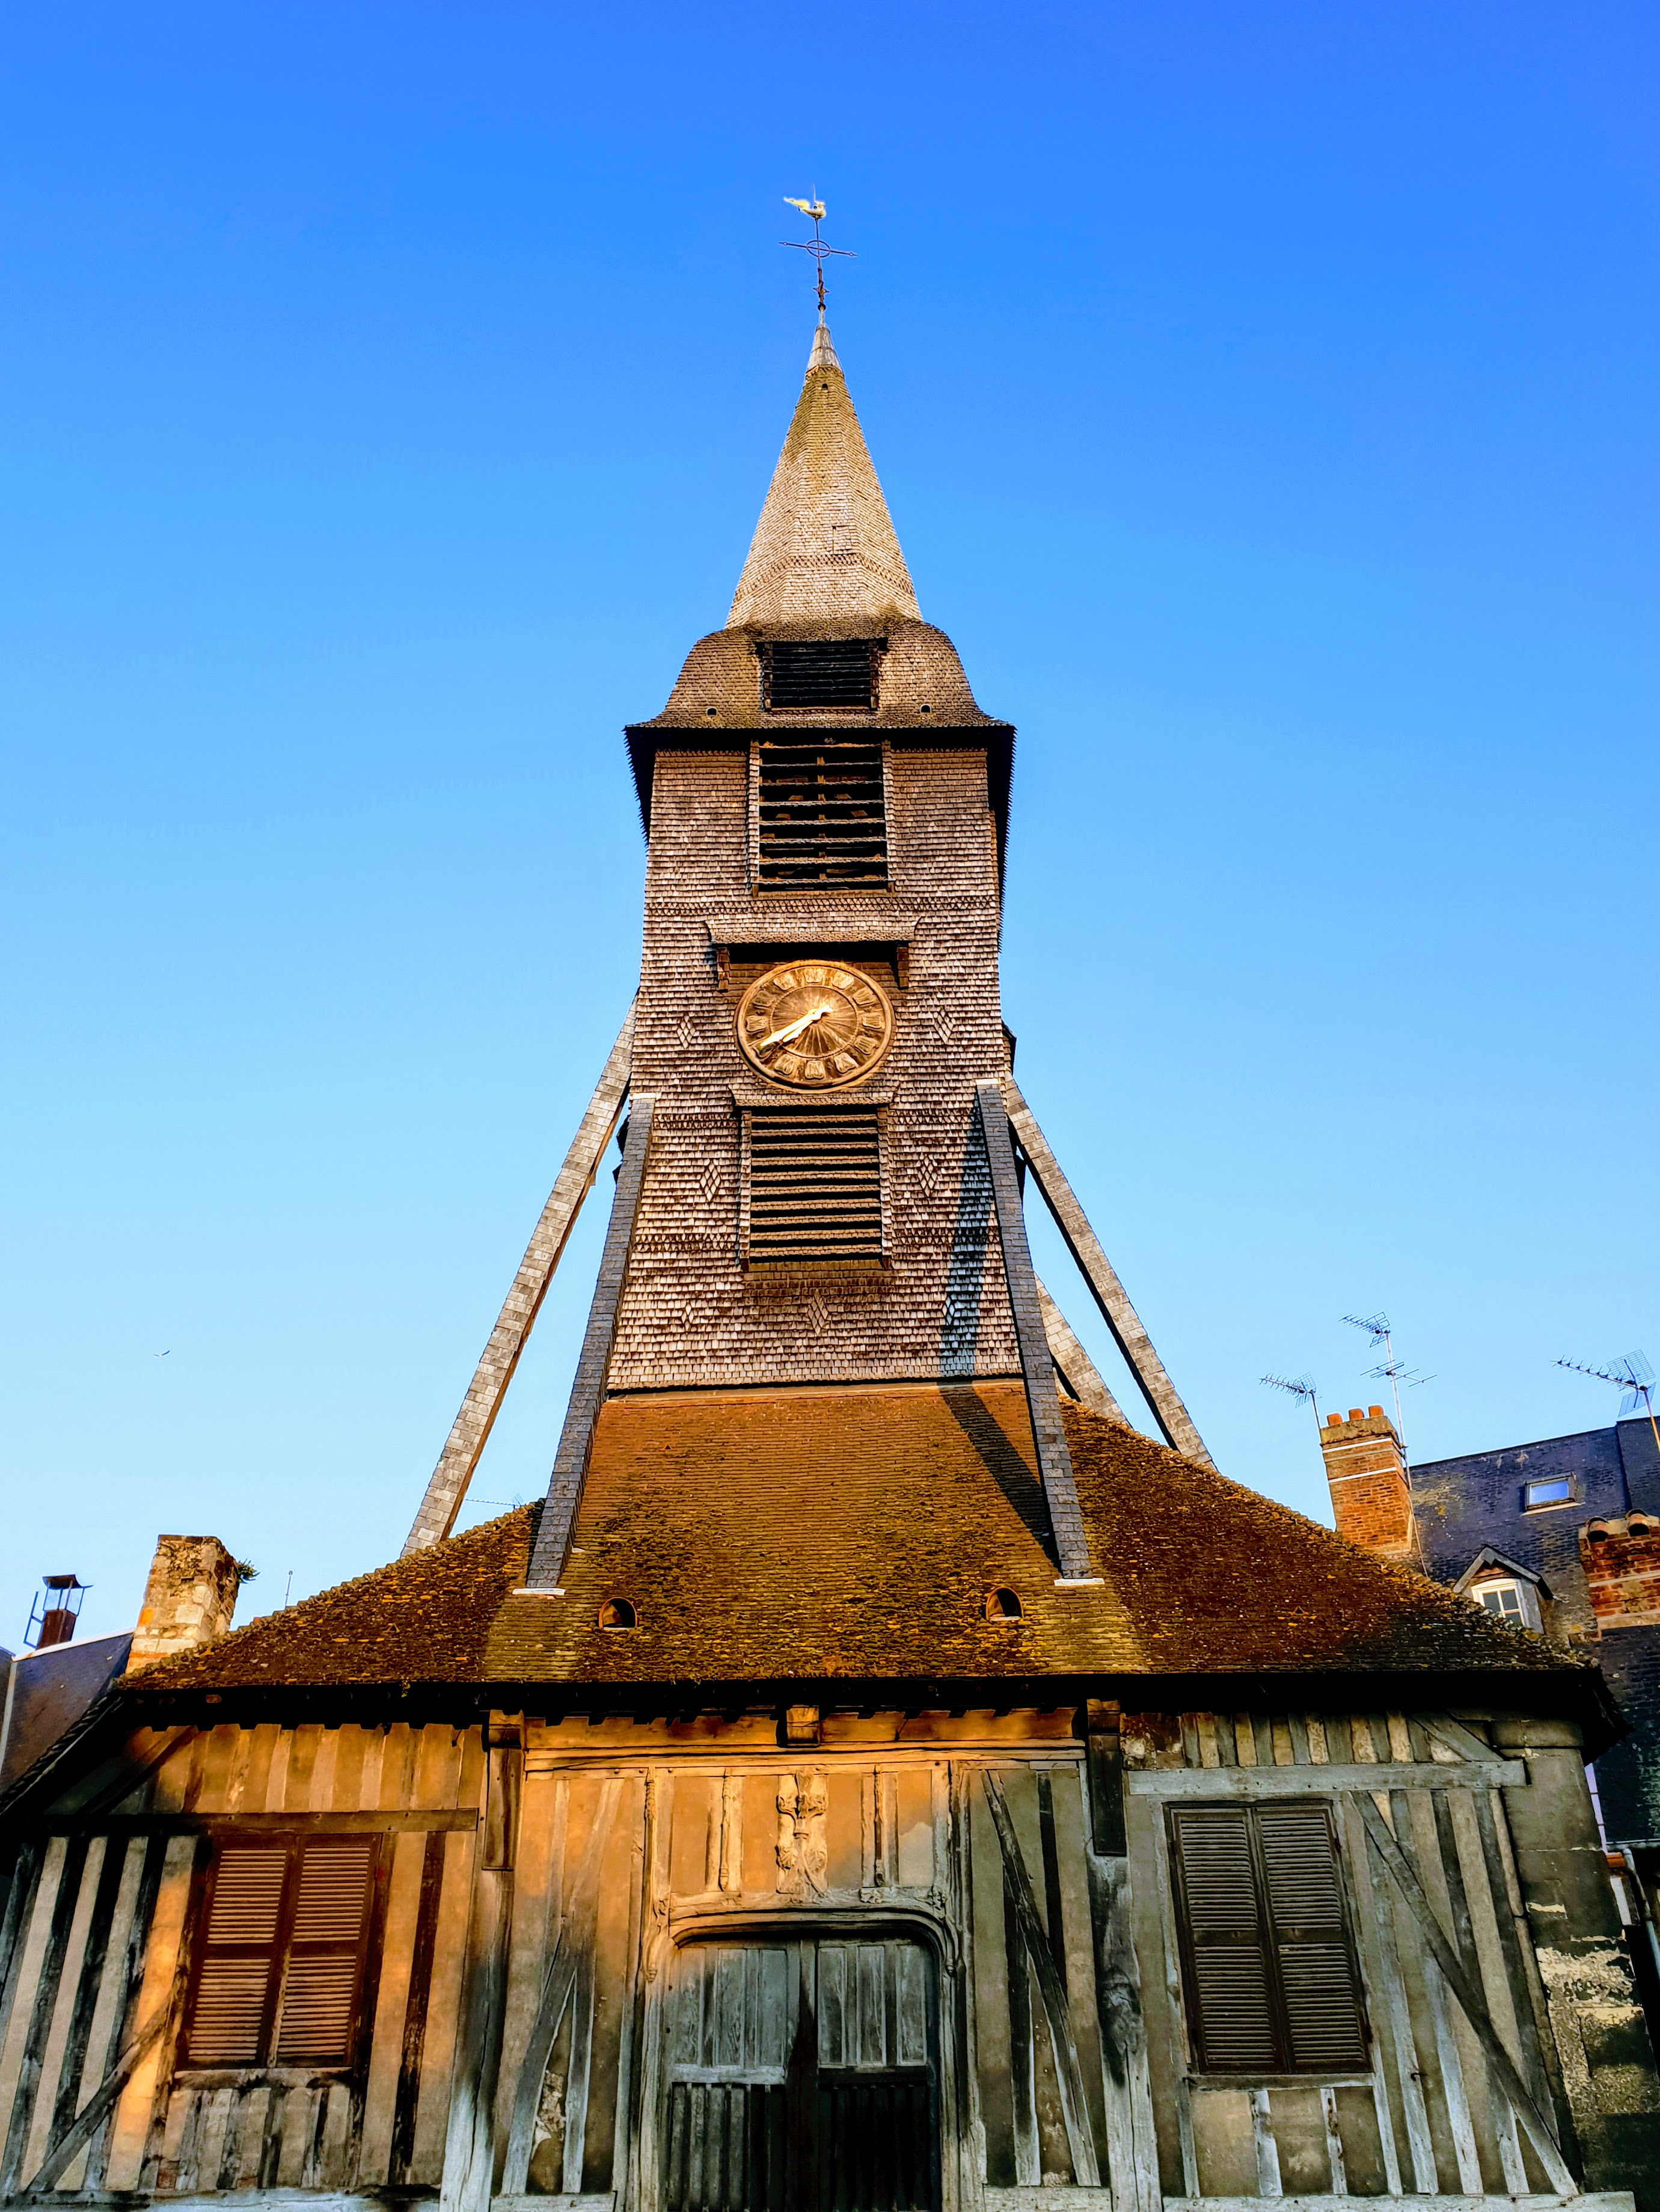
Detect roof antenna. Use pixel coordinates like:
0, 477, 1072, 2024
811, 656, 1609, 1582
1342, 1310, 1432, 1466
782, 195, 854, 321
1558, 1352, 1660, 1457
1261, 1372, 1322, 1436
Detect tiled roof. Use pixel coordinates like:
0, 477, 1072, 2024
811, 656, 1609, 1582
132, 1385, 1593, 1701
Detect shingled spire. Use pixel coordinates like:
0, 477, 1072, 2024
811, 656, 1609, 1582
727, 320, 921, 630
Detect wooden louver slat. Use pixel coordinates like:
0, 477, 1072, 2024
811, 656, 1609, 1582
747, 1110, 883, 1266
1169, 1803, 1367, 2076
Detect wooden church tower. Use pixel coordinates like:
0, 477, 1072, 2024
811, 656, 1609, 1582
1, 311, 1658, 2212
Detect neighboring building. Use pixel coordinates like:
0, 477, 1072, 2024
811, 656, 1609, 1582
4, 314, 1658, 2212
1322, 1408, 1660, 2036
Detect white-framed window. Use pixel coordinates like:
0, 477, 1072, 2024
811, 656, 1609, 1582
1475, 1579, 1527, 1623
1523, 1475, 1574, 1510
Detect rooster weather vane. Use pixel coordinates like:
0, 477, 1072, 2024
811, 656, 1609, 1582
782, 196, 854, 320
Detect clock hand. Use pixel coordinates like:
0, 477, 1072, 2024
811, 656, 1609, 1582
759, 1000, 833, 1052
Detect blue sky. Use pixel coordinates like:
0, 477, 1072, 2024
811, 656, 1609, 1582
4, 2, 1656, 1644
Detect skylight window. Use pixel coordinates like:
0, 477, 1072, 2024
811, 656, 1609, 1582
1523, 1476, 1573, 1510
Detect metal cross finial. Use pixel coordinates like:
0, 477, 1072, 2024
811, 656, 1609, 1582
782, 195, 854, 320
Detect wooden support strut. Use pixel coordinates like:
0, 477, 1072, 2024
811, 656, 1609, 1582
976, 1080, 1095, 1581
1000, 1075, 1215, 1470
1036, 1276, 1126, 1424
524, 1092, 658, 1589
403, 1002, 636, 1555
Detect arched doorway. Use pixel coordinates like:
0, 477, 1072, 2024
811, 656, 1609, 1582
662, 1933, 940, 2212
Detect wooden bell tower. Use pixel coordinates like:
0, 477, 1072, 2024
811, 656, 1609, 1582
402, 314, 1213, 1588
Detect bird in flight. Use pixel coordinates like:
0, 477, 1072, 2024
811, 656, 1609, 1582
784, 197, 826, 221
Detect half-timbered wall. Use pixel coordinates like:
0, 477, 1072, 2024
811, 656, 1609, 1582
1, 1705, 1652, 2208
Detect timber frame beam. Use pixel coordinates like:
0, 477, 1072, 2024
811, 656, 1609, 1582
403, 1003, 636, 1555
1001, 1075, 1214, 1470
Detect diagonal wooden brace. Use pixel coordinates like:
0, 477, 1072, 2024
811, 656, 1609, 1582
982, 1772, 1102, 2186
976, 1080, 1095, 1580
1355, 1791, 1577, 2196
403, 1003, 636, 1555
525, 1093, 657, 1589
1001, 1075, 1214, 1469
1037, 1276, 1126, 1424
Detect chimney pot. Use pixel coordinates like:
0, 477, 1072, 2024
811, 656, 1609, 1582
1348, 1408, 1365, 1424
1326, 1412, 1341, 1427
1368, 1404, 1384, 1418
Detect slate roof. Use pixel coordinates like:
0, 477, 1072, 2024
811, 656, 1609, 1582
129, 1386, 1596, 1707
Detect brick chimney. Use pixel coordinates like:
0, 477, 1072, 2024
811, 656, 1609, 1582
126, 1536, 244, 1671
1319, 1404, 1418, 1561
1580, 1515, 1660, 1629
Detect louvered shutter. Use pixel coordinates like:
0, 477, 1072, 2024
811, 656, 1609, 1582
273, 1841, 375, 2063
185, 1845, 287, 2065
1257, 1806, 1367, 2069
1169, 1809, 1278, 2071
747, 1109, 883, 1264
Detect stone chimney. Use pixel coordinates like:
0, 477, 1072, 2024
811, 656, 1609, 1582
126, 1535, 244, 1671
1319, 1405, 1418, 1561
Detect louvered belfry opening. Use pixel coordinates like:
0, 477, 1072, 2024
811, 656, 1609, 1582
747, 1108, 884, 1267
762, 638, 881, 712
183, 1838, 378, 2070
1168, 1803, 1368, 2074
758, 735, 887, 889
756, 641, 886, 889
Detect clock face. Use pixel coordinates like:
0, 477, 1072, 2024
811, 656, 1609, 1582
735, 961, 895, 1089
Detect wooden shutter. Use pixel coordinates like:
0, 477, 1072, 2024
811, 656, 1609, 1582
184, 1845, 287, 2065
1169, 1809, 1278, 2071
1169, 1802, 1367, 2075
1256, 1806, 1368, 2069
184, 1836, 377, 2071
273, 1842, 376, 2063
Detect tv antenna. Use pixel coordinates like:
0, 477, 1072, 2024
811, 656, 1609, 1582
1261, 1372, 1322, 1436
1558, 1352, 1660, 1456
1342, 1310, 1432, 1465
782, 195, 854, 320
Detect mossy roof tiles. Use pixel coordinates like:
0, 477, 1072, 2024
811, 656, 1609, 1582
135, 1385, 1591, 1700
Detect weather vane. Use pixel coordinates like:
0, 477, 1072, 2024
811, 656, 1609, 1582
782, 196, 854, 320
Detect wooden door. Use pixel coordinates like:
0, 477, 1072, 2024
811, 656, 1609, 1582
664, 1936, 939, 2212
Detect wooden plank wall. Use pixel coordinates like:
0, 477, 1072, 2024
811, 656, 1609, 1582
0, 1704, 1644, 2206
0, 1723, 485, 2199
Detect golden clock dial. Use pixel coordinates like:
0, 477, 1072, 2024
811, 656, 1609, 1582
735, 961, 895, 1089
